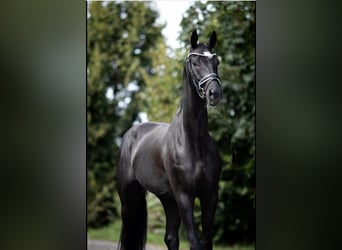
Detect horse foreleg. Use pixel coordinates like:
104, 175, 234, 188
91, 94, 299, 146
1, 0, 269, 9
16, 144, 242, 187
175, 193, 201, 250
199, 191, 218, 250
160, 198, 181, 250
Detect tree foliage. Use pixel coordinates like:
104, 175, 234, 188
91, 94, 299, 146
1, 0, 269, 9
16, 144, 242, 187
137, 42, 183, 123
87, 1, 164, 227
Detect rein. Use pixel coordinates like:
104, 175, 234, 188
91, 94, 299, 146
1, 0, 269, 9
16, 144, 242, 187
185, 52, 222, 99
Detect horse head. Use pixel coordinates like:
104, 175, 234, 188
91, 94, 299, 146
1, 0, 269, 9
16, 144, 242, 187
186, 30, 223, 106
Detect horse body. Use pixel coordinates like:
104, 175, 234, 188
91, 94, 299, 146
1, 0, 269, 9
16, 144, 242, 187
117, 30, 223, 250
118, 122, 169, 195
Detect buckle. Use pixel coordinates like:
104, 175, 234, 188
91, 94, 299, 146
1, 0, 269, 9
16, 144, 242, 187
199, 87, 206, 98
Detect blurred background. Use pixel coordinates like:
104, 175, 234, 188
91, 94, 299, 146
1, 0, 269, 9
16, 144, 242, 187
3, 0, 341, 249
87, 1, 255, 249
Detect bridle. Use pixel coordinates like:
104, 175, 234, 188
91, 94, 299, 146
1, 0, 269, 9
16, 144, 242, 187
185, 52, 222, 99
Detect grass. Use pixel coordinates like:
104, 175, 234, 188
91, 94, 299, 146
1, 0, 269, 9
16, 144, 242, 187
88, 220, 254, 250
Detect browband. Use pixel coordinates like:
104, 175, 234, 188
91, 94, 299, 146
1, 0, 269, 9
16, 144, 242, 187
187, 52, 217, 59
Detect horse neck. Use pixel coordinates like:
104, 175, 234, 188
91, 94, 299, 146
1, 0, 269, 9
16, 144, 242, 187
177, 67, 209, 138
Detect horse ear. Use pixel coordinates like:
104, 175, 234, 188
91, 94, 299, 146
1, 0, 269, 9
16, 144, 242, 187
208, 31, 216, 49
191, 30, 198, 49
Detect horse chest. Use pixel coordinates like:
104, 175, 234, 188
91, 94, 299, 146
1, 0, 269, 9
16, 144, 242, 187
173, 151, 213, 185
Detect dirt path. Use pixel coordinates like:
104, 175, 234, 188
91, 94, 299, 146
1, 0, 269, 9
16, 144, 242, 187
87, 240, 165, 250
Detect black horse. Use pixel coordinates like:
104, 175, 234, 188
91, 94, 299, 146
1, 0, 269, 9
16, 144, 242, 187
117, 30, 223, 250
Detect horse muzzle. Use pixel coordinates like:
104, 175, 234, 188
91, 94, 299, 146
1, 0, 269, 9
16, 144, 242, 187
206, 80, 222, 106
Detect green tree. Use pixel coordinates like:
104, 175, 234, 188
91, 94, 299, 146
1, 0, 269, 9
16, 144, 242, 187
138, 43, 184, 123
177, 1, 255, 244
87, 1, 164, 227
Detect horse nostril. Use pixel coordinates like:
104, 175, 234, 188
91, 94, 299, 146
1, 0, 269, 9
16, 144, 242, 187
209, 89, 218, 99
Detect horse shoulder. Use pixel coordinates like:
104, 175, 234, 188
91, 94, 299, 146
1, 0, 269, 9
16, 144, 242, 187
132, 123, 168, 161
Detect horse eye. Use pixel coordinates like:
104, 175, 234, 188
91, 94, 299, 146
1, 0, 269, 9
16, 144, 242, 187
211, 57, 219, 65
214, 57, 220, 66
192, 59, 201, 66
